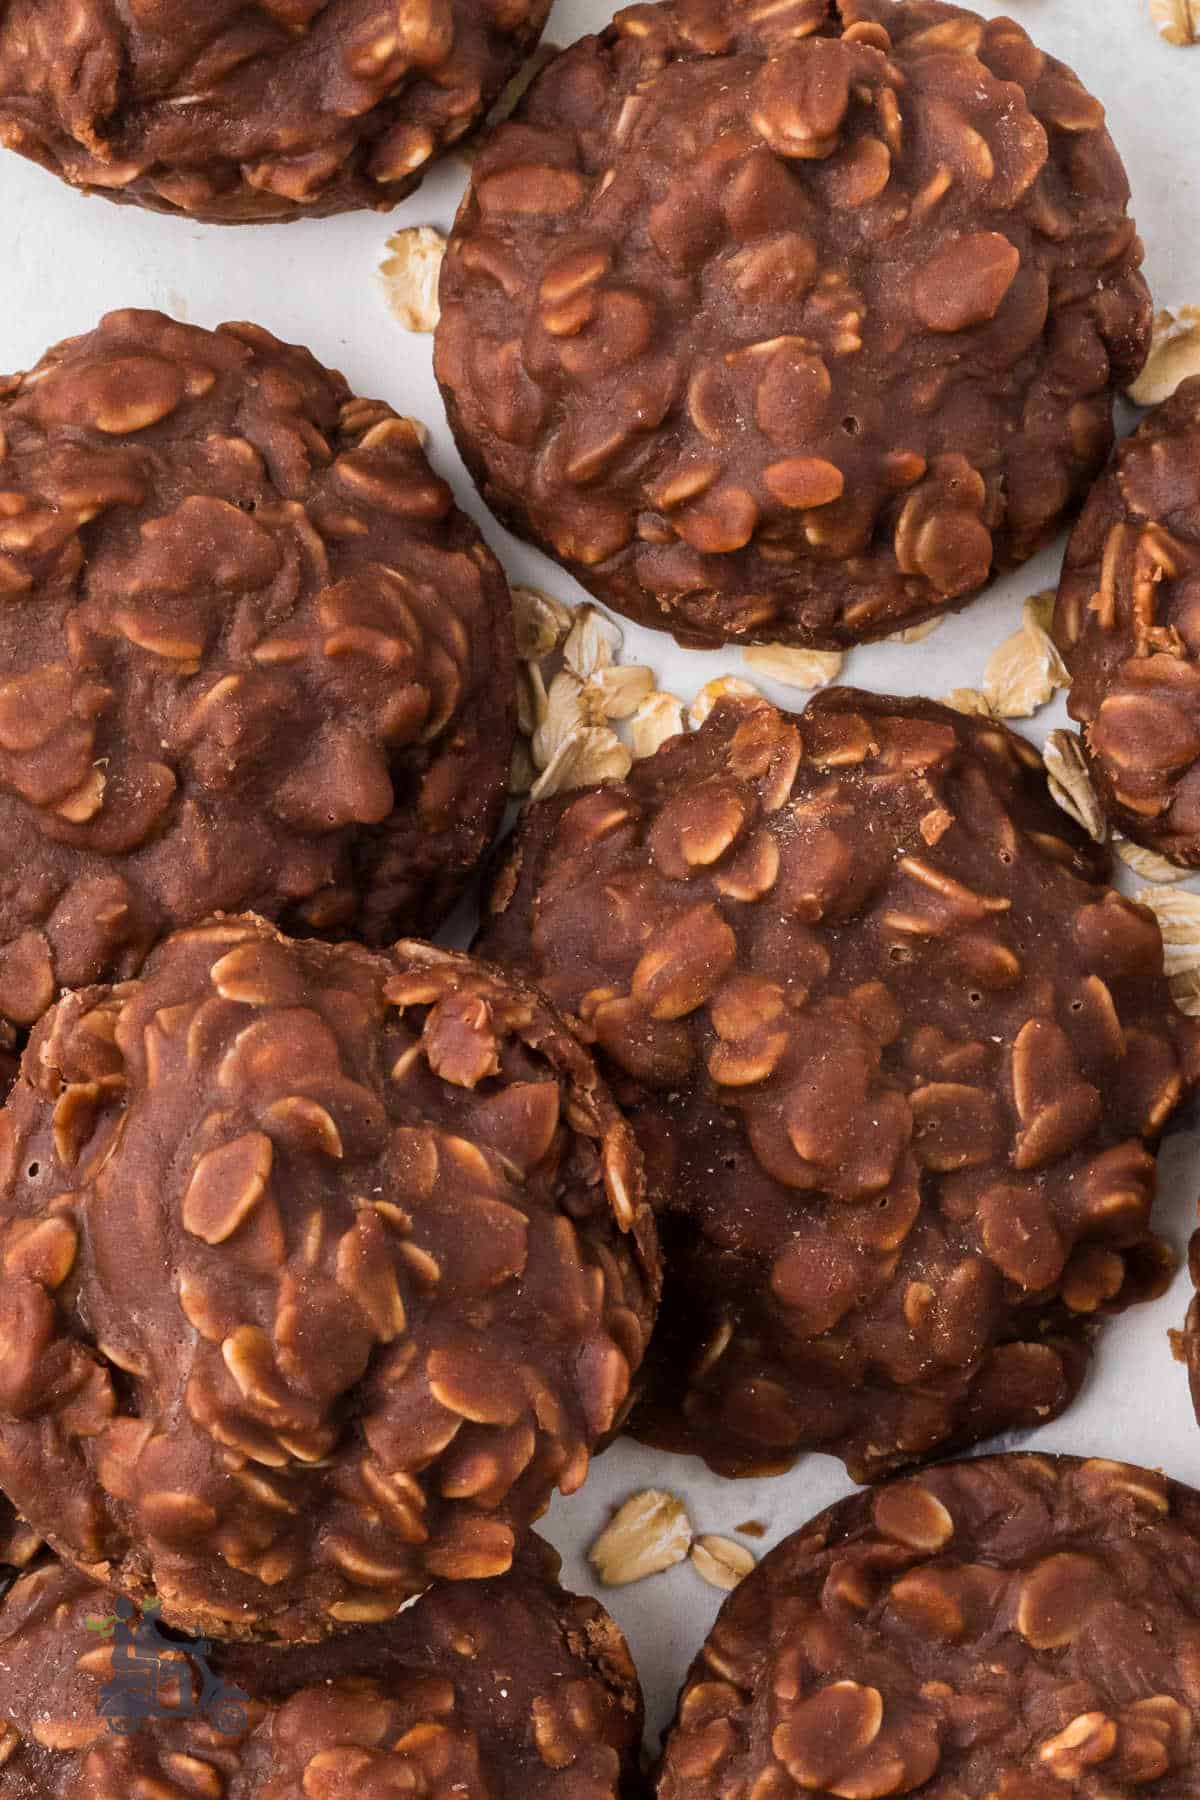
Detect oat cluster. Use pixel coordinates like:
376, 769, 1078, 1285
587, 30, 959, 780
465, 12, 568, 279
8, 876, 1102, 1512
0, 918, 657, 1641
481, 689, 1200, 1480
0, 0, 552, 221
0, 308, 515, 1041
659, 1455, 1200, 1800
437, 0, 1151, 648
0, 1536, 642, 1798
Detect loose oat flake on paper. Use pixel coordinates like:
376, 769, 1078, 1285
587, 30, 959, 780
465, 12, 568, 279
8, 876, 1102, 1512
1127, 308, 1200, 407
688, 676, 764, 729
589, 1489, 693, 1587
742, 644, 844, 690
690, 1534, 757, 1593
981, 593, 1069, 719
1043, 730, 1108, 844
1134, 887, 1200, 1015
379, 225, 446, 332
1115, 838, 1191, 883
630, 691, 685, 759
512, 585, 573, 661
1151, 0, 1200, 45
941, 688, 995, 718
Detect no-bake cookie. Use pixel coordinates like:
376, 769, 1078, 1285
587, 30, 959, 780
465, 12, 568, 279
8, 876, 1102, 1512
0, 309, 515, 1040
437, 0, 1151, 649
0, 0, 551, 222
479, 689, 1199, 1480
0, 918, 658, 1641
0, 1535, 642, 1797
1055, 375, 1200, 863
658, 1454, 1200, 1800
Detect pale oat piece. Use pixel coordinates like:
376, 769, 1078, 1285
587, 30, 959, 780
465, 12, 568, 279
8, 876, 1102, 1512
1133, 888, 1200, 981
590, 664, 655, 719
530, 727, 632, 801
1127, 307, 1200, 406
982, 595, 1070, 719
512, 585, 573, 661
690, 1534, 757, 1593
516, 661, 549, 738
742, 645, 845, 690
1115, 839, 1190, 884
1151, 0, 1200, 45
509, 739, 537, 796
1043, 730, 1108, 845
941, 688, 995, 718
379, 225, 447, 332
487, 40, 564, 127
688, 676, 763, 729
630, 691, 686, 759
890, 617, 945, 645
589, 1489, 693, 1587
564, 606, 623, 680
532, 670, 593, 768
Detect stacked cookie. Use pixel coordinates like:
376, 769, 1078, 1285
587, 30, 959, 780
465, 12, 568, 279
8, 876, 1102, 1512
0, 3, 1199, 1798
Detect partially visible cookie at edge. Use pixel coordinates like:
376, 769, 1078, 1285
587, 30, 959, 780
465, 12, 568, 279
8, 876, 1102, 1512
658, 1453, 1200, 1799
1055, 374, 1200, 863
0, 1535, 643, 1798
0, 0, 553, 222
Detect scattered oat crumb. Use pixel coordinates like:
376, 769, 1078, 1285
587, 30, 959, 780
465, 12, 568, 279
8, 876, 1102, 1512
941, 687, 994, 718
690, 1534, 757, 1593
588, 1489, 693, 1587
512, 585, 573, 661
742, 644, 844, 690
980, 592, 1069, 719
1151, 0, 1200, 46
1043, 730, 1107, 844
889, 616, 944, 644
629, 690, 685, 759
379, 225, 446, 332
1128, 307, 1200, 406
735, 1520, 767, 1539
1133, 886, 1200, 1015
688, 676, 763, 729
1114, 837, 1190, 884
1170, 1327, 1188, 1364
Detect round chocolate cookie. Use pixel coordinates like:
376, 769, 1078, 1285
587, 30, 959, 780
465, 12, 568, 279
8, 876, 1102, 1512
0, 1535, 642, 1798
0, 917, 658, 1642
436, 0, 1151, 650
478, 689, 1199, 1481
1055, 376, 1200, 864
0, 309, 515, 1040
0, 0, 551, 223
659, 1454, 1200, 1800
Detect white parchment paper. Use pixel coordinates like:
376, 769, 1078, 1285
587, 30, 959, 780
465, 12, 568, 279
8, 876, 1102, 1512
0, 0, 1197, 1750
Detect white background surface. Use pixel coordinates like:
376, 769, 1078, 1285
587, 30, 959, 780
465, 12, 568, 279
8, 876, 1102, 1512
1, 0, 1199, 1752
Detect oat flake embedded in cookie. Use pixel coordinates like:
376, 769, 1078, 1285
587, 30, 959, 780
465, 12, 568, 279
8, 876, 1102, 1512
438, 0, 1151, 649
